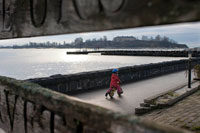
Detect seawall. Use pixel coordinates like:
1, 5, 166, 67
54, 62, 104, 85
67, 50, 200, 57
28, 59, 200, 94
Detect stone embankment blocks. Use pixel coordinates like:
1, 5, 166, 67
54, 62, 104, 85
135, 82, 200, 115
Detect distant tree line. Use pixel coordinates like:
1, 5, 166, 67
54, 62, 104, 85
141, 35, 178, 44
0, 35, 188, 49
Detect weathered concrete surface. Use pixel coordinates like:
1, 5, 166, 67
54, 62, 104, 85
0, 76, 190, 133
142, 89, 200, 133
0, 129, 5, 133
1, 0, 200, 39
73, 71, 195, 114
135, 82, 200, 115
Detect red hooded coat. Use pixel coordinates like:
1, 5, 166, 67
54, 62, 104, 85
110, 73, 121, 88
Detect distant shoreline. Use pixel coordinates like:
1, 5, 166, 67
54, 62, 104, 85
0, 47, 188, 50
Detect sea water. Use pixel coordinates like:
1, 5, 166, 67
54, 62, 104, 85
0, 49, 186, 80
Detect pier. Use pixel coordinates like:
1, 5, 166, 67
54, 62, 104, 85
67, 50, 200, 57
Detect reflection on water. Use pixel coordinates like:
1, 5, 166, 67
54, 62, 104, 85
0, 49, 186, 80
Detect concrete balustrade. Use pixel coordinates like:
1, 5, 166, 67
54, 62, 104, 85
0, 76, 189, 133
28, 59, 200, 94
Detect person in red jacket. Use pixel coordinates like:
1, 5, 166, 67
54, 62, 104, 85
105, 68, 123, 97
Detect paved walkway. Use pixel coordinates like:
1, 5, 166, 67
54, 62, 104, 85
142, 89, 200, 133
0, 129, 5, 133
73, 71, 194, 114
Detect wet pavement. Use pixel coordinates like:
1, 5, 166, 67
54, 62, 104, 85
73, 71, 195, 114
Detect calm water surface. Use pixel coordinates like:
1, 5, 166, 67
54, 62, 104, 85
0, 49, 186, 80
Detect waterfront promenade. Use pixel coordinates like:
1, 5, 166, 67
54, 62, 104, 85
142, 89, 200, 132
73, 71, 195, 114
0, 129, 5, 133
0, 67, 198, 133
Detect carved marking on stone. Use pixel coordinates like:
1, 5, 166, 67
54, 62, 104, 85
57, 0, 62, 23
4, 91, 18, 131
0, 90, 4, 123
1, 0, 12, 32
100, 0, 125, 13
30, 0, 47, 27
73, 0, 125, 19
32, 105, 50, 130
23, 100, 27, 133
50, 112, 54, 133
73, 0, 101, 20
74, 119, 83, 133
0, 104, 4, 123
0, 111, 4, 123
0, 0, 2, 30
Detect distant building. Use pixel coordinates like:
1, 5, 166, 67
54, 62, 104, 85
141, 36, 149, 41
190, 47, 200, 52
113, 36, 137, 42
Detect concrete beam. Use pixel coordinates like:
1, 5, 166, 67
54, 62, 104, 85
0, 0, 200, 39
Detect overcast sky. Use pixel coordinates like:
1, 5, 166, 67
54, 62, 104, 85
0, 22, 200, 48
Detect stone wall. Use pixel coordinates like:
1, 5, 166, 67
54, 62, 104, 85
67, 50, 200, 57
1, 0, 200, 40
28, 59, 200, 94
0, 76, 189, 133
101, 50, 200, 57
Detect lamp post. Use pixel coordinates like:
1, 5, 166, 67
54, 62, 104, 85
188, 51, 192, 88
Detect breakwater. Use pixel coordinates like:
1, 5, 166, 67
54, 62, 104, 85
28, 59, 200, 94
67, 50, 200, 57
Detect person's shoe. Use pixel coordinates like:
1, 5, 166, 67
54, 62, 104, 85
118, 91, 123, 96
105, 93, 108, 97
